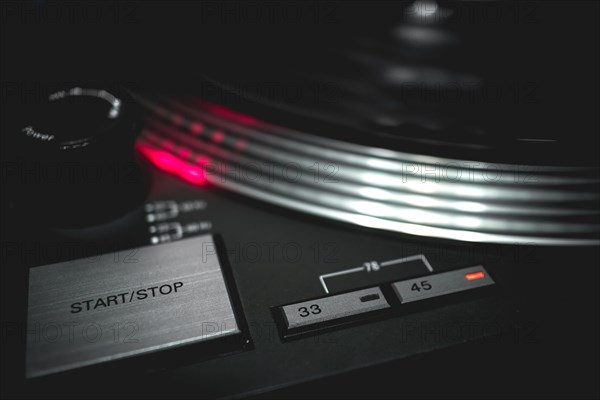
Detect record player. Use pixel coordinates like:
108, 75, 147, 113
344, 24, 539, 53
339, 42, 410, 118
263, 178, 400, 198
1, 1, 598, 398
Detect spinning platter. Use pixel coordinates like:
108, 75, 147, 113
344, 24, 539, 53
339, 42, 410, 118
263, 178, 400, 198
134, 93, 600, 246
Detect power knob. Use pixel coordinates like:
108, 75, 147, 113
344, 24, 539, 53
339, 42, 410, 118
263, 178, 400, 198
9, 85, 149, 228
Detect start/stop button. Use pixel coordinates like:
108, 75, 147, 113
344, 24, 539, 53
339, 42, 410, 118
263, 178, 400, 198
26, 234, 246, 378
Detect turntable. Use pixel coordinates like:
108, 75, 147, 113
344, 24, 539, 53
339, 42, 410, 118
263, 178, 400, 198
1, 1, 598, 398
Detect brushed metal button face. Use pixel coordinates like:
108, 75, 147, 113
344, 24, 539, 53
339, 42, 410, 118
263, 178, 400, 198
26, 234, 240, 378
281, 287, 390, 330
392, 266, 495, 304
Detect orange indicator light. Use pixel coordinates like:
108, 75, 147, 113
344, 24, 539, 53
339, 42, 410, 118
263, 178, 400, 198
465, 271, 485, 281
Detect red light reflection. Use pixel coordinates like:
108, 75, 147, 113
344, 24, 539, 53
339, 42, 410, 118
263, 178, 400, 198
190, 122, 204, 135
136, 144, 207, 185
212, 130, 225, 143
204, 103, 257, 125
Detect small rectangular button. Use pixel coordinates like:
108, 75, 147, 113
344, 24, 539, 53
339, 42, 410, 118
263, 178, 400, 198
281, 287, 389, 330
392, 266, 494, 304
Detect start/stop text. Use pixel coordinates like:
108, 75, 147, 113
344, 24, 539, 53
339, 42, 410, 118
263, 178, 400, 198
70, 281, 184, 314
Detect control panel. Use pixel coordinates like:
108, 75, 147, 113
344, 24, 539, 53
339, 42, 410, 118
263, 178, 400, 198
276, 266, 495, 339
